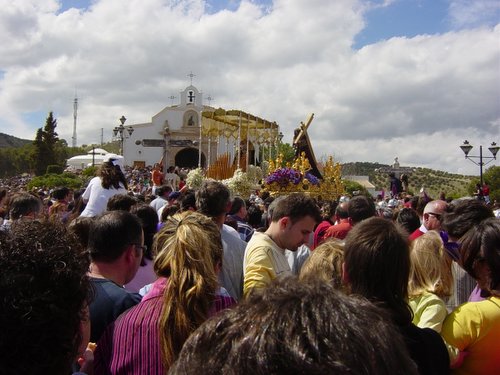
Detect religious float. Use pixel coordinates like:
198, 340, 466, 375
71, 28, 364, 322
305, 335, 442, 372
260, 113, 344, 200
188, 113, 344, 200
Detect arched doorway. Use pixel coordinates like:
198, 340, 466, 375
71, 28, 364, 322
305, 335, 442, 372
175, 147, 206, 168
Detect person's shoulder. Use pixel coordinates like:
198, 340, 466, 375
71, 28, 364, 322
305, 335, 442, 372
222, 227, 247, 251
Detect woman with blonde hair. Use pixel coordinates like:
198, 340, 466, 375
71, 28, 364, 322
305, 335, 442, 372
299, 239, 344, 290
408, 230, 453, 332
94, 211, 235, 374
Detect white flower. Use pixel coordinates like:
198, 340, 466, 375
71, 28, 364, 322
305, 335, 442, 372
186, 168, 205, 190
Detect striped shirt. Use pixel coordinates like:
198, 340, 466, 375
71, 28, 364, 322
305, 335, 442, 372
94, 277, 235, 375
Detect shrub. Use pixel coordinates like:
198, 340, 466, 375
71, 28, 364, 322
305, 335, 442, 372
46, 165, 64, 174
28, 173, 83, 190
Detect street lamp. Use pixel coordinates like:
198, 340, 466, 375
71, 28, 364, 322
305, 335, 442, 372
113, 115, 134, 155
459, 140, 499, 186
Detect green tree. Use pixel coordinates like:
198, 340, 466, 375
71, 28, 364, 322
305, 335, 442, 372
32, 112, 61, 175
342, 179, 370, 198
483, 166, 500, 202
32, 128, 50, 175
42, 111, 59, 166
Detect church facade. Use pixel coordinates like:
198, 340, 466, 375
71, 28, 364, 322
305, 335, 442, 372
122, 84, 280, 172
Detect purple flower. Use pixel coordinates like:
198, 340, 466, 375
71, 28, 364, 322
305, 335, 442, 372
265, 168, 303, 186
305, 172, 320, 185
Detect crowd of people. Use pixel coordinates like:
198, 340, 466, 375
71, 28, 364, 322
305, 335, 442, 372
0, 161, 499, 375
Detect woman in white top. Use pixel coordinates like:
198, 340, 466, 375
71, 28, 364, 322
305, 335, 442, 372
80, 158, 128, 217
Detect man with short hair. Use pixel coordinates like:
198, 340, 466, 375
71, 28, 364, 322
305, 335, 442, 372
196, 180, 247, 301
323, 195, 375, 240
409, 199, 447, 241
243, 193, 321, 297
88, 210, 143, 342
228, 196, 254, 242
149, 185, 172, 212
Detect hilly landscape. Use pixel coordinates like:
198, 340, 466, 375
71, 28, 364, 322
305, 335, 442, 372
341, 162, 473, 199
0, 132, 477, 198
0, 133, 32, 148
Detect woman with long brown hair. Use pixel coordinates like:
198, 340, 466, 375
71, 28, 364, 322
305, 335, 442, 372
94, 211, 235, 374
80, 158, 128, 217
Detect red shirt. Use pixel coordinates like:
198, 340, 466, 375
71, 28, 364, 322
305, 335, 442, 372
323, 219, 352, 240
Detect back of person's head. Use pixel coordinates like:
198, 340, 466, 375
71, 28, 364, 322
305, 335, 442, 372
51, 186, 70, 201
247, 203, 263, 228
153, 211, 223, 369
396, 207, 421, 234
460, 218, 500, 295
88, 210, 143, 263
130, 204, 159, 260
8, 192, 43, 220
319, 200, 338, 221
299, 239, 344, 289
408, 231, 453, 299
441, 198, 494, 240
196, 180, 230, 217
161, 204, 180, 222
228, 196, 245, 216
0, 220, 91, 375
179, 190, 196, 212
270, 193, 321, 224
99, 160, 127, 190
347, 195, 376, 224
335, 201, 349, 219
344, 217, 412, 326
156, 185, 172, 197
415, 196, 428, 217
68, 216, 95, 250
169, 277, 418, 375
106, 193, 138, 212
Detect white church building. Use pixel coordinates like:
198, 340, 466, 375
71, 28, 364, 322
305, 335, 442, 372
121, 84, 281, 173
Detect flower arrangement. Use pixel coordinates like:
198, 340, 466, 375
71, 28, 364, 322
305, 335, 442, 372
265, 167, 305, 187
222, 169, 253, 198
246, 164, 263, 185
186, 167, 205, 190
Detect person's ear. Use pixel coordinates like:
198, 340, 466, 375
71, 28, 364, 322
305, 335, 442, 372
279, 216, 289, 230
124, 245, 137, 263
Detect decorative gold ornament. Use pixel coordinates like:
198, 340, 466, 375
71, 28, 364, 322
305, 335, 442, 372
262, 152, 344, 200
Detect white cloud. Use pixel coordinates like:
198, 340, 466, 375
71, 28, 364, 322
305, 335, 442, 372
448, 0, 500, 29
0, 0, 498, 176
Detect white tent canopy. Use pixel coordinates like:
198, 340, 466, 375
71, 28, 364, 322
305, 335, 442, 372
66, 150, 124, 171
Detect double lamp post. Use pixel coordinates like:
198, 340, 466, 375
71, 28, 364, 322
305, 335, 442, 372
459, 140, 499, 186
113, 115, 134, 155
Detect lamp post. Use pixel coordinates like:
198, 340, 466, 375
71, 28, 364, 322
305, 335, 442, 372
112, 115, 134, 155
459, 140, 499, 187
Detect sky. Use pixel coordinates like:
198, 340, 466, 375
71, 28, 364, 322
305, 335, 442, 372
0, 0, 499, 176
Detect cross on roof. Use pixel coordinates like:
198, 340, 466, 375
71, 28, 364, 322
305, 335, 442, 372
169, 95, 176, 105
187, 71, 196, 85
207, 95, 213, 106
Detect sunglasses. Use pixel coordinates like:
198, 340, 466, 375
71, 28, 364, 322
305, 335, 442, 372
426, 212, 441, 220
